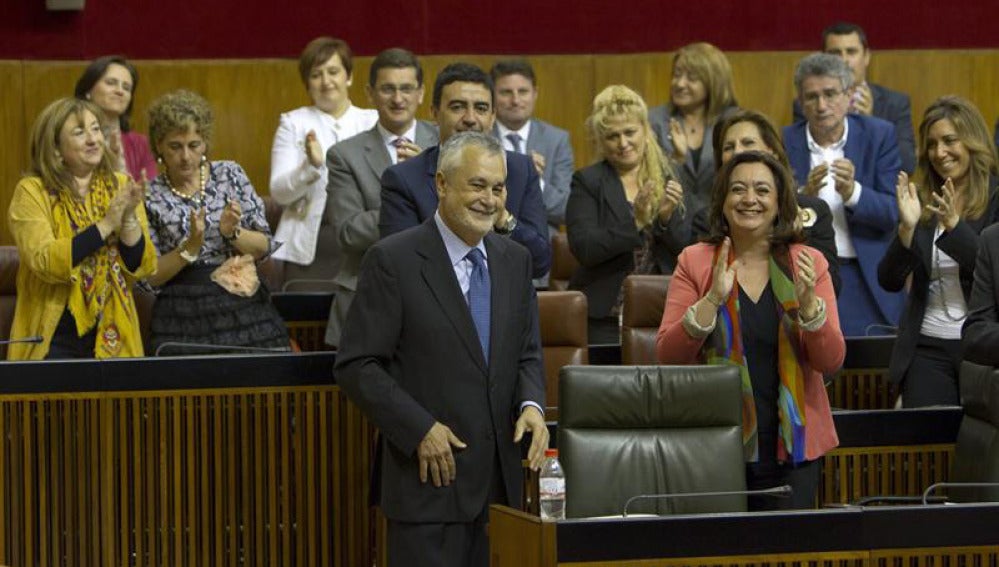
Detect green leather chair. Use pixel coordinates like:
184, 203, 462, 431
558, 365, 747, 517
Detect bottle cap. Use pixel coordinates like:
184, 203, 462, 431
544, 448, 558, 458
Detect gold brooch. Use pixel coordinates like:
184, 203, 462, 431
798, 207, 817, 228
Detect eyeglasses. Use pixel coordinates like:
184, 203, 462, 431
376, 84, 420, 96
801, 89, 845, 106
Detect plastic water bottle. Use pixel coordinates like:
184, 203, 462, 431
538, 448, 565, 520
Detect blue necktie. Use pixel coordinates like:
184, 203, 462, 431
506, 133, 524, 154
466, 248, 491, 361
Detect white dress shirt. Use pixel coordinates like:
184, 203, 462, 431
805, 119, 863, 259
498, 121, 545, 192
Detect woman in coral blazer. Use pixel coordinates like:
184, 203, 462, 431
657, 151, 844, 511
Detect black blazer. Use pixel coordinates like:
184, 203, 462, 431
880, 190, 999, 384
334, 219, 545, 522
566, 160, 688, 318
691, 193, 840, 295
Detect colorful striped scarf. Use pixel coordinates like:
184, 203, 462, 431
704, 247, 808, 464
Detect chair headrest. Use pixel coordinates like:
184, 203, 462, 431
559, 365, 742, 428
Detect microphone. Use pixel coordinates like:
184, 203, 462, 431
922, 482, 999, 504
154, 341, 288, 357
0, 335, 44, 345
622, 485, 792, 517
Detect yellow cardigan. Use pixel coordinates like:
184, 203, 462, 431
6, 174, 157, 360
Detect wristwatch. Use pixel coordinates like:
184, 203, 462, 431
178, 247, 198, 264
495, 214, 517, 236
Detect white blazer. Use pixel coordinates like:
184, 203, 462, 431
269, 104, 377, 265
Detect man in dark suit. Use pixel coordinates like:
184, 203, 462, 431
379, 62, 552, 278
783, 53, 904, 336
324, 48, 439, 347
490, 59, 574, 236
792, 22, 915, 174
336, 131, 549, 567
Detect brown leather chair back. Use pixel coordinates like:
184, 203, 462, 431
621, 274, 671, 365
548, 232, 579, 291
538, 291, 588, 419
0, 246, 18, 359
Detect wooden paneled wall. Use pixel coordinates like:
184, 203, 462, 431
3, 50, 999, 244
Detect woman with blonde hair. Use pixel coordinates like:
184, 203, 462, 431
650, 42, 738, 212
879, 95, 999, 406
8, 97, 156, 359
566, 85, 686, 343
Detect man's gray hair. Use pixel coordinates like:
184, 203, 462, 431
437, 131, 504, 177
793, 53, 853, 94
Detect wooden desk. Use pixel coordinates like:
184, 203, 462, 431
490, 502, 999, 567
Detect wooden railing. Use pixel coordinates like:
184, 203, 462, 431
0, 353, 384, 567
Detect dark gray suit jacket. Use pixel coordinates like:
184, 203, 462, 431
494, 119, 575, 231
334, 219, 545, 522
793, 82, 915, 174
324, 121, 438, 345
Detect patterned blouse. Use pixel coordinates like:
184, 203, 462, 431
145, 160, 272, 266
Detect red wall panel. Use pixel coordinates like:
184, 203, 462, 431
0, 0, 995, 59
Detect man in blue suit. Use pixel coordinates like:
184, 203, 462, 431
380, 62, 552, 278
783, 53, 904, 337
792, 22, 915, 174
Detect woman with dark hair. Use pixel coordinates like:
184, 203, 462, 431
657, 151, 844, 510
701, 109, 840, 294
75, 56, 157, 181
144, 90, 290, 355
8, 97, 156, 360
879, 96, 999, 407
269, 37, 377, 287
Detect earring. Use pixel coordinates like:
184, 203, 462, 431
156, 156, 163, 165
200, 155, 207, 164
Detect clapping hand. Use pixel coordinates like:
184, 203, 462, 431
794, 249, 819, 321
220, 198, 242, 239
706, 237, 737, 307
305, 130, 324, 168
925, 177, 960, 232
657, 179, 684, 224
851, 83, 873, 116
186, 206, 206, 251
802, 163, 828, 196
831, 158, 856, 201
395, 139, 423, 162
895, 171, 920, 248
530, 151, 546, 177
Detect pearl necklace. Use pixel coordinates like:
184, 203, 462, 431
164, 161, 208, 206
